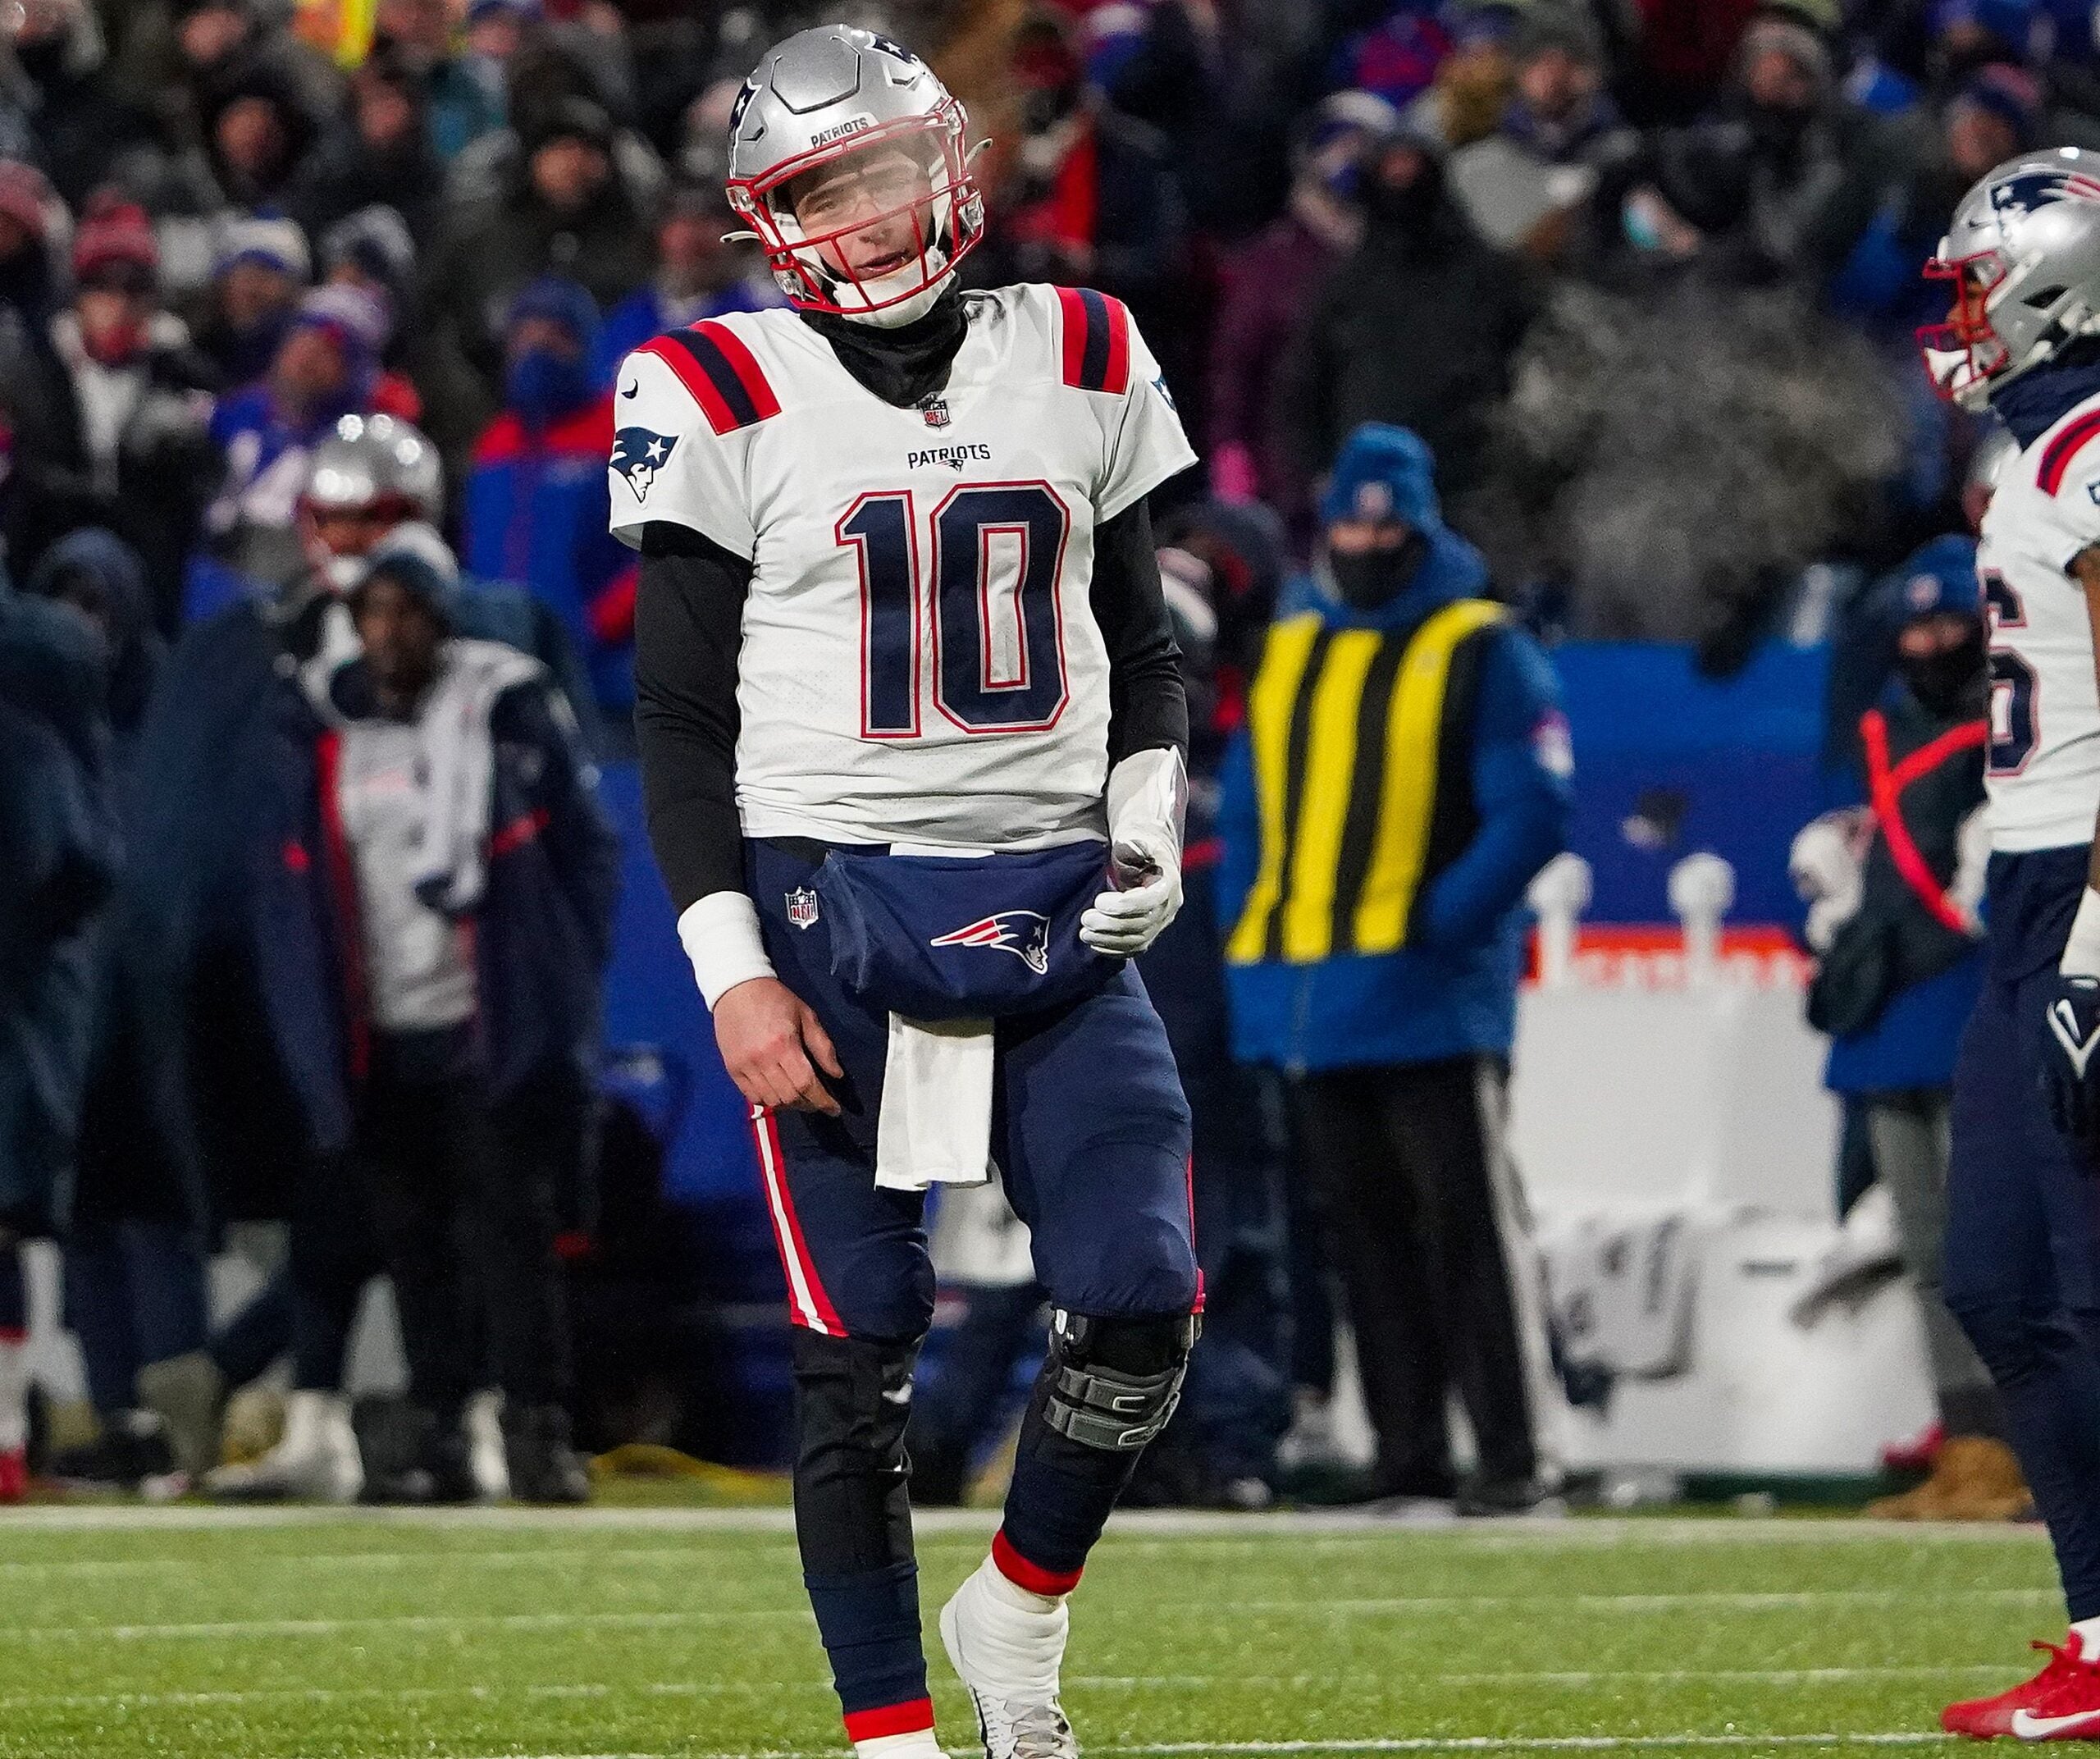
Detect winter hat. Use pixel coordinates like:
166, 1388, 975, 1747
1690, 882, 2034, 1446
520, 94, 614, 158
1736, 16, 1834, 95
0, 162, 52, 244
322, 205, 417, 304
507, 272, 600, 351
467, 0, 540, 22
1514, 3, 1606, 66
171, 0, 250, 19
1447, 2, 1527, 50
1954, 63, 2043, 149
354, 519, 459, 629
71, 190, 159, 286
216, 214, 313, 281
1321, 423, 1443, 531
293, 282, 390, 354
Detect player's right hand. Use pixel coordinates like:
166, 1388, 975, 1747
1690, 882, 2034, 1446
2043, 974, 2100, 1149
713, 977, 844, 1117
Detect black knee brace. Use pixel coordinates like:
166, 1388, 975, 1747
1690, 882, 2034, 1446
1040, 1309, 1199, 1452
790, 1328, 921, 1575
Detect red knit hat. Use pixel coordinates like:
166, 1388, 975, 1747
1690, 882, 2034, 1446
72, 190, 160, 286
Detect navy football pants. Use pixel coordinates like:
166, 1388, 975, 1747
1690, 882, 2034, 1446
1947, 848, 2100, 1621
745, 839, 1198, 1738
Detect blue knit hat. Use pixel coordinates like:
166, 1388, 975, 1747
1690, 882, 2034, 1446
506, 273, 600, 354
1320, 423, 1442, 531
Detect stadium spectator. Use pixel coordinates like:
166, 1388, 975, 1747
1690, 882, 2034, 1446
1793, 545, 2025, 1521
205, 284, 395, 589
969, 10, 1191, 391
1208, 92, 1395, 514
374, 0, 508, 162
194, 216, 313, 391
5, 0, 169, 209
198, 60, 324, 217
289, 45, 444, 248
1218, 423, 1570, 1514
1281, 120, 1536, 515
0, 192, 220, 634
319, 204, 418, 328
1447, 5, 1638, 258
271, 538, 619, 1501
592, 179, 780, 388
463, 276, 632, 714
416, 94, 652, 459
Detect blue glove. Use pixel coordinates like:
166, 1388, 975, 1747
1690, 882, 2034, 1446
2043, 974, 2100, 1145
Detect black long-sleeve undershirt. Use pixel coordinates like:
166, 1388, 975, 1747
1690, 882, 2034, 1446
632, 499, 1187, 915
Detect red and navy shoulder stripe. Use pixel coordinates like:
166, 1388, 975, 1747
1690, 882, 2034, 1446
2038, 406, 2100, 496
1057, 286, 1131, 396
637, 319, 781, 436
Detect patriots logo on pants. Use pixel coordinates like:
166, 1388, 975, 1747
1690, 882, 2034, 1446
929, 911, 1052, 975
612, 427, 678, 502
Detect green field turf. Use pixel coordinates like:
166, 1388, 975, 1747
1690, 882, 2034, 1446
0, 1508, 2066, 1758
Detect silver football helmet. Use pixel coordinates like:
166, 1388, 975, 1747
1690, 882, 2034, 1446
299, 413, 444, 590
725, 25, 984, 327
1923, 148, 2100, 410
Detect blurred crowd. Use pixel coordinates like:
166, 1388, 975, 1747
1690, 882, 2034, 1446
0, 0, 2057, 1508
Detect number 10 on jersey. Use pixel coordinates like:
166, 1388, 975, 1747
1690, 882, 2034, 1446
838, 483, 1074, 739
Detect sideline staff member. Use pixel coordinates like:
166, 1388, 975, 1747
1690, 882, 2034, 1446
1217, 422, 1569, 1515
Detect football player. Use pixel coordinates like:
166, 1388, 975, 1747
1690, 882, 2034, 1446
1924, 147, 2100, 1739
615, 26, 1200, 1759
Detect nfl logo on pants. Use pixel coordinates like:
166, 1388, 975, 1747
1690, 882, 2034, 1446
787, 888, 821, 930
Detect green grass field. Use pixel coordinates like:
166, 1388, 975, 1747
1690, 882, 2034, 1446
0, 1508, 2067, 1758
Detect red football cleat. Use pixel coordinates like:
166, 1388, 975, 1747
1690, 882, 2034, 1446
1944, 1638, 2100, 1739
1883, 1421, 1947, 1477
0, 1446, 25, 1505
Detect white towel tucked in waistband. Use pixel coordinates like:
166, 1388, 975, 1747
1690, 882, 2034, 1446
874, 1013, 996, 1193
870, 841, 998, 1193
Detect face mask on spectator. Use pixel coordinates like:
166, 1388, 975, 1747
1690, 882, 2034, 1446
1327, 534, 1428, 609
1898, 624, 1987, 716
505, 346, 591, 425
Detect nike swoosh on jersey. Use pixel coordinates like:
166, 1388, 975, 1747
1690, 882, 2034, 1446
2011, 1706, 2100, 1738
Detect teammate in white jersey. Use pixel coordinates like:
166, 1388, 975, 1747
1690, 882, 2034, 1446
616, 27, 1201, 1759
1924, 148, 2100, 1740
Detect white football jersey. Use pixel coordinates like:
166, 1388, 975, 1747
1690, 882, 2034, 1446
1979, 393, 2100, 851
609, 285, 1197, 849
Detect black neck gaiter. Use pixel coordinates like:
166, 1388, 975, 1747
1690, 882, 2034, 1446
801, 288, 970, 410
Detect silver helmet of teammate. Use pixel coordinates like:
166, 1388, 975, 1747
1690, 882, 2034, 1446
1922, 148, 2100, 410
724, 25, 984, 327
299, 413, 444, 590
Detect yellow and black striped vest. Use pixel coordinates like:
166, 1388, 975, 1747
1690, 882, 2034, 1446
1226, 599, 1509, 966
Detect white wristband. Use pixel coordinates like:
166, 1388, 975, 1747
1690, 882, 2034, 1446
678, 890, 777, 1010
2063, 886, 2100, 978
1105, 746, 1188, 865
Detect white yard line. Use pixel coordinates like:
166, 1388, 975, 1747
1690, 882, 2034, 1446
0, 1585, 2056, 1641
0, 1505, 2056, 1543
0, 1666, 2022, 1714
446, 1739, 1965, 1759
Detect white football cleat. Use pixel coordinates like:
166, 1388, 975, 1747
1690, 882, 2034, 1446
938, 1556, 1079, 1759
204, 1390, 363, 1503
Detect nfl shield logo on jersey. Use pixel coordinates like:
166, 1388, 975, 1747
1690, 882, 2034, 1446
612, 427, 679, 502
787, 888, 820, 930
920, 398, 952, 429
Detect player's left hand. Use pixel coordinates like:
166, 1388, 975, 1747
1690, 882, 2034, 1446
2043, 973, 2100, 1147
1080, 835, 1183, 957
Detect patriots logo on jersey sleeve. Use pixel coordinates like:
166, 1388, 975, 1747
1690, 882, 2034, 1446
611, 427, 678, 502
929, 911, 1052, 975
1992, 167, 2100, 219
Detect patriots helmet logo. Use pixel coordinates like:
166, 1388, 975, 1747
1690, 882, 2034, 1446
611, 427, 678, 502
929, 911, 1052, 975
1992, 167, 2100, 220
